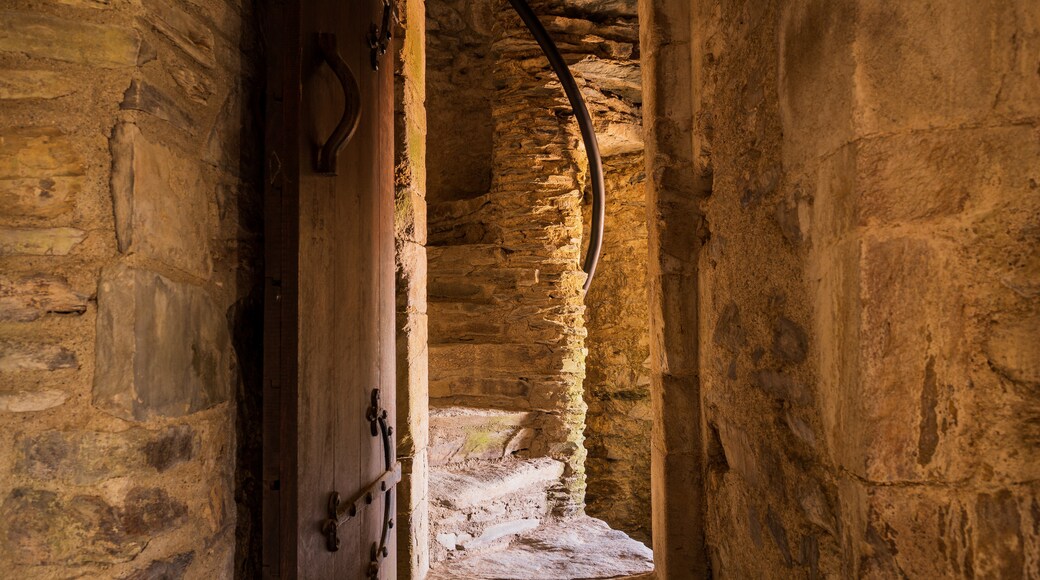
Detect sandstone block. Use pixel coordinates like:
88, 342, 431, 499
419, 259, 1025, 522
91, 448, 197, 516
0, 486, 187, 565
121, 552, 195, 580
17, 426, 197, 485
778, 0, 857, 166
819, 236, 971, 483
984, 314, 1040, 385
0, 341, 77, 372
55, 0, 112, 9
813, 126, 1040, 243
396, 240, 428, 314
110, 123, 215, 278
0, 126, 84, 219
852, 0, 1039, 133
652, 373, 700, 455
169, 62, 213, 104
141, 0, 216, 68
0, 389, 68, 412
839, 481, 1038, 579
0, 69, 76, 100
430, 343, 562, 377
120, 79, 196, 134
396, 310, 429, 455
93, 264, 233, 421
0, 275, 87, 322
0, 227, 85, 256
0, 10, 141, 68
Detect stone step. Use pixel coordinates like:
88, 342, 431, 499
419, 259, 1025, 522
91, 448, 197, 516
427, 515, 655, 580
429, 457, 565, 563
429, 406, 538, 466
431, 457, 564, 510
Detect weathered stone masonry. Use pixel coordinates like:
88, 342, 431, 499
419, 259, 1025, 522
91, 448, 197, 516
693, 0, 1040, 577
425, 0, 650, 542
0, 0, 261, 577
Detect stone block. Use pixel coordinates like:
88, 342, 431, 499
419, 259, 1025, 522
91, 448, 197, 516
0, 389, 68, 412
838, 480, 1039, 579
168, 61, 213, 104
396, 310, 429, 455
0, 341, 77, 372
821, 236, 972, 483
55, 0, 112, 9
141, 0, 216, 68
651, 373, 700, 455
0, 69, 76, 100
110, 123, 215, 278
651, 269, 699, 376
121, 552, 195, 580
430, 343, 562, 377
17, 426, 197, 485
0, 126, 84, 219
396, 240, 428, 314
985, 314, 1040, 385
0, 227, 85, 256
395, 184, 428, 246
778, 0, 857, 167
120, 79, 196, 134
93, 264, 233, 421
650, 439, 705, 577
852, 0, 1040, 134
0, 10, 141, 68
0, 275, 87, 322
0, 486, 187, 565
813, 126, 1040, 243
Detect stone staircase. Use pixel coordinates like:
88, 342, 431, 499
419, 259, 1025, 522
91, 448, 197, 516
429, 406, 564, 562
427, 407, 654, 579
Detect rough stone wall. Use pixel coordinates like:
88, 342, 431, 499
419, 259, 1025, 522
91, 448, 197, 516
583, 154, 651, 544
0, 0, 261, 577
426, 0, 648, 523
639, 0, 708, 574
563, 0, 653, 544
425, 0, 495, 202
393, 0, 431, 575
427, 0, 592, 511
694, 0, 1040, 577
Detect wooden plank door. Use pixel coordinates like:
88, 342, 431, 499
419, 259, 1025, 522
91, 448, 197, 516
262, 0, 396, 576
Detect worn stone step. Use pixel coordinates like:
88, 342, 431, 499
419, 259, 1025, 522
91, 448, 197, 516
429, 457, 565, 563
428, 515, 655, 579
429, 407, 539, 466
435, 518, 540, 554
431, 457, 564, 510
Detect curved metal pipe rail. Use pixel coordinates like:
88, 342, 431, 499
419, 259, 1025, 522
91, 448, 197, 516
507, 0, 605, 292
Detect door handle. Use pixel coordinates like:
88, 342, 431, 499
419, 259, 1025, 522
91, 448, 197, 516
315, 32, 362, 175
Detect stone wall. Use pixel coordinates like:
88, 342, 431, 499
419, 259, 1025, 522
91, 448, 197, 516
426, 0, 648, 524
560, 0, 652, 544
427, 0, 590, 511
393, 0, 431, 575
425, 0, 495, 202
693, 0, 1040, 577
0, 0, 261, 577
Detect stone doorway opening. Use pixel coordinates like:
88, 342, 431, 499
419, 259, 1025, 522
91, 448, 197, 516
422, 0, 652, 576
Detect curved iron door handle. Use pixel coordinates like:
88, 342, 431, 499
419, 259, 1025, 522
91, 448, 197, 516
315, 32, 362, 175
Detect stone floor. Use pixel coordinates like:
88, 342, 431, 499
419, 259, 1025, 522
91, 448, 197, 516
427, 515, 654, 580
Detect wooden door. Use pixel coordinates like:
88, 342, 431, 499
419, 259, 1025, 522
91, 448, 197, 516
262, 0, 396, 576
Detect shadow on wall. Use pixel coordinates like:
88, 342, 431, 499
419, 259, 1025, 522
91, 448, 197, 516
232, 2, 266, 578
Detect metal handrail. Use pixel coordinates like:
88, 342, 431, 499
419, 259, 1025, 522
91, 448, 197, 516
507, 0, 605, 292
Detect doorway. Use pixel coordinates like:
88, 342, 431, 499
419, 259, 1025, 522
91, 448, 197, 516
421, 0, 654, 576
